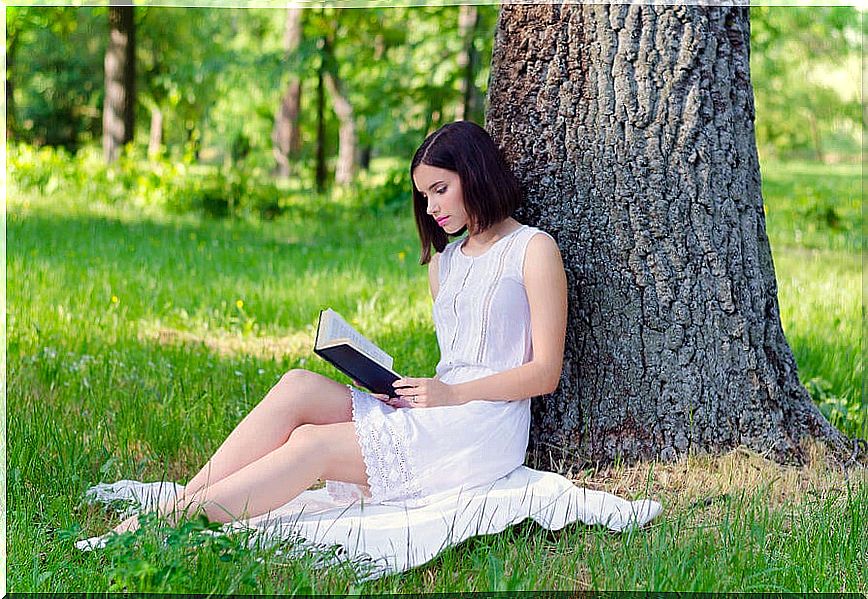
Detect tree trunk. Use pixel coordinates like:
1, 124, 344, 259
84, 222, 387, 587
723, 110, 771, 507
7, 36, 16, 139
485, 4, 858, 469
456, 4, 480, 123
359, 144, 372, 170
147, 106, 162, 160
103, 2, 136, 164
185, 121, 200, 162
272, 7, 304, 179
322, 31, 356, 187
807, 112, 825, 163
315, 38, 327, 193
323, 70, 356, 186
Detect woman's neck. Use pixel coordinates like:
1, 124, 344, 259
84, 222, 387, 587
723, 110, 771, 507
464, 218, 521, 250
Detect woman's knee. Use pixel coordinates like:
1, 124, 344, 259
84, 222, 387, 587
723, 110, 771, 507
264, 369, 316, 405
278, 368, 317, 391
287, 423, 329, 453
273, 368, 353, 425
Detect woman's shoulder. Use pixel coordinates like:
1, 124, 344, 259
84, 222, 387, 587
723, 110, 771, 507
512, 223, 557, 254
517, 223, 555, 242
510, 224, 559, 280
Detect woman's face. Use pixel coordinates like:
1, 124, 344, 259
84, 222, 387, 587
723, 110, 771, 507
412, 164, 470, 235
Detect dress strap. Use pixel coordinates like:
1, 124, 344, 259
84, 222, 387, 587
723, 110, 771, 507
508, 226, 557, 280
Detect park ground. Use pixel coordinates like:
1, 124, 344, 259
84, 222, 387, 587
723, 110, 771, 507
6, 156, 865, 592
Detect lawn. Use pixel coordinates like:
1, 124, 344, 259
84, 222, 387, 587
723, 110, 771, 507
5, 156, 865, 592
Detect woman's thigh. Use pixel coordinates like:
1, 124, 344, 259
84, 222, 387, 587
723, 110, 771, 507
268, 368, 354, 426
294, 422, 369, 487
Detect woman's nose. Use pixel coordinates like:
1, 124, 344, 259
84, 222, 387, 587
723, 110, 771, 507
426, 200, 437, 215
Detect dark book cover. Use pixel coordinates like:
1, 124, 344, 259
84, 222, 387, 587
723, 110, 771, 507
314, 344, 400, 396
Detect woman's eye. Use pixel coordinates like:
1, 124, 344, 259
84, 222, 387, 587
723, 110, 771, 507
436, 187, 446, 194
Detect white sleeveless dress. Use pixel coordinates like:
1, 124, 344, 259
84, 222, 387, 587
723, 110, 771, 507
325, 224, 555, 507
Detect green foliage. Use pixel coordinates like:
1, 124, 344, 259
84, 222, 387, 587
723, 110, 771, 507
8, 142, 285, 220
349, 161, 412, 214
750, 7, 861, 161
8, 7, 105, 150
805, 377, 864, 437
759, 160, 862, 252
8, 6, 499, 190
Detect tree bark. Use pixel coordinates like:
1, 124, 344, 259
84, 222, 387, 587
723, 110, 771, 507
103, 2, 136, 163
315, 37, 327, 193
272, 7, 303, 179
322, 28, 356, 187
485, 4, 858, 469
7, 36, 17, 139
147, 106, 162, 160
456, 4, 481, 123
359, 144, 372, 170
807, 112, 825, 163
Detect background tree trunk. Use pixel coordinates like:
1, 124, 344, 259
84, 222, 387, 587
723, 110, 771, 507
359, 144, 372, 170
485, 4, 858, 469
315, 37, 327, 193
147, 105, 162, 160
323, 68, 357, 187
7, 36, 17, 139
456, 4, 481, 123
103, 3, 136, 164
322, 21, 356, 187
272, 7, 304, 179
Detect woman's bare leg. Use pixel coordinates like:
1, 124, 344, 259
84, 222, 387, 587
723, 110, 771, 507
111, 422, 366, 534
180, 369, 355, 497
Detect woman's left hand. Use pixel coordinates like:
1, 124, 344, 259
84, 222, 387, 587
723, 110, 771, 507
391, 377, 459, 408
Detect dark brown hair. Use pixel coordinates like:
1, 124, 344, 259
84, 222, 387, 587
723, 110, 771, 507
410, 120, 523, 265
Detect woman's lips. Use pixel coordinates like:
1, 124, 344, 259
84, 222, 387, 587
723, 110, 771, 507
436, 216, 449, 227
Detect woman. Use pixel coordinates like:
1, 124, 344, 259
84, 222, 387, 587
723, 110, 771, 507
105, 120, 568, 535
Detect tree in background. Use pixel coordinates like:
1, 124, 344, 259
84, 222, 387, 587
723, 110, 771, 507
271, 7, 304, 178
7, 7, 98, 149
486, 4, 859, 469
102, 2, 136, 163
750, 6, 861, 162
455, 4, 482, 123
11, 7, 856, 185
321, 10, 357, 187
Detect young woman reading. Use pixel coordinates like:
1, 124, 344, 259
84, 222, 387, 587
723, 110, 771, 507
102, 119, 568, 536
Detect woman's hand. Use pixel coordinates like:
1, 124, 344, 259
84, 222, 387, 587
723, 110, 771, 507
352, 379, 413, 408
391, 377, 459, 408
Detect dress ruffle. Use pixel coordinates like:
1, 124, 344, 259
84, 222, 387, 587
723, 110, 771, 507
325, 385, 423, 505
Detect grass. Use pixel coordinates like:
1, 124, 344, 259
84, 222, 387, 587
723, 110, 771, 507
5, 156, 865, 592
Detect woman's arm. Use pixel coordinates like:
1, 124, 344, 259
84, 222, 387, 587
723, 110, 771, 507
449, 233, 567, 403
429, 253, 442, 381
393, 233, 567, 406
428, 252, 440, 301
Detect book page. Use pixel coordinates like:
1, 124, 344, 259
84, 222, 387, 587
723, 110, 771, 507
324, 309, 393, 369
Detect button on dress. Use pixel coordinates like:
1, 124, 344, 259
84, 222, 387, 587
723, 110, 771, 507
325, 224, 556, 507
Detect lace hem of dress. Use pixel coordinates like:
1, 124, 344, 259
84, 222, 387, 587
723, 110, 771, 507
327, 385, 423, 505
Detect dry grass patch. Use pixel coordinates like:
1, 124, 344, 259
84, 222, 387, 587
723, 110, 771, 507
138, 321, 314, 362
572, 442, 867, 514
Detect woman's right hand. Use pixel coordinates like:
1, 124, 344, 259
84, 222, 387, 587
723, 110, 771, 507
352, 379, 411, 408
369, 390, 412, 409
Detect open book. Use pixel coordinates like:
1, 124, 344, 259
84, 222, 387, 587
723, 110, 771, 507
313, 308, 401, 396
